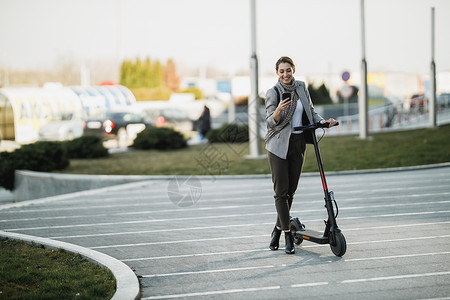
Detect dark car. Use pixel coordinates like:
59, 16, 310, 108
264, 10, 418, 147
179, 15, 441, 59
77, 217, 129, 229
142, 107, 193, 135
84, 110, 151, 143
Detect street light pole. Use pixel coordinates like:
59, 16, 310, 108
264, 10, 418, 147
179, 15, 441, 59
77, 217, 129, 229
359, 0, 369, 139
248, 0, 262, 158
429, 7, 437, 128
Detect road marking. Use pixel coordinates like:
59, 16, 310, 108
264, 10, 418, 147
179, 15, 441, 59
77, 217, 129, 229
291, 282, 329, 288
90, 235, 268, 249
122, 248, 269, 262
6, 209, 450, 232
142, 264, 276, 278
1, 186, 448, 215
112, 235, 450, 260
0, 203, 274, 223
141, 285, 281, 299
345, 251, 450, 262
49, 220, 450, 240
139, 270, 450, 299
91, 234, 450, 250
50, 222, 275, 239
2, 199, 449, 223
342, 271, 450, 283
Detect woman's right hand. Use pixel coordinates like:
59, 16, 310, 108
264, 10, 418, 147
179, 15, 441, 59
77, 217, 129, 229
273, 97, 292, 122
278, 97, 292, 111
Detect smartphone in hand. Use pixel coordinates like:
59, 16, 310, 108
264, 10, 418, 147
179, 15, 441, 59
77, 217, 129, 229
282, 92, 291, 101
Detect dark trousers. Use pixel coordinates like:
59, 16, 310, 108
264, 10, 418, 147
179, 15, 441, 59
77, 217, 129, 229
268, 134, 306, 230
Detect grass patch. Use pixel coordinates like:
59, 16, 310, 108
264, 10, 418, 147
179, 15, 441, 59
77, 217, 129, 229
0, 238, 116, 300
58, 124, 450, 176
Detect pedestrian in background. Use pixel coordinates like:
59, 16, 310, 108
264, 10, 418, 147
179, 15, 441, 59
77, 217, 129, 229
265, 56, 338, 254
198, 105, 211, 142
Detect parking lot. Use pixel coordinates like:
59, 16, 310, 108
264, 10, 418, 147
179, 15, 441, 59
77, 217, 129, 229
1, 166, 449, 299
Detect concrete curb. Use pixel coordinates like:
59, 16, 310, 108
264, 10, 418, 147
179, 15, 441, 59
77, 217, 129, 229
0, 231, 140, 300
0, 180, 155, 210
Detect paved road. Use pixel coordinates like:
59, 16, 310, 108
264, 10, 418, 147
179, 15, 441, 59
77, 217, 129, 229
1, 166, 449, 299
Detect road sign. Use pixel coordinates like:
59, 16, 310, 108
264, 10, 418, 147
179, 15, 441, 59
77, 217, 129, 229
342, 71, 350, 82
339, 84, 353, 98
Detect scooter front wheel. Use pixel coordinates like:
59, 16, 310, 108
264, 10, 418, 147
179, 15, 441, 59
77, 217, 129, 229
289, 220, 303, 245
330, 231, 346, 257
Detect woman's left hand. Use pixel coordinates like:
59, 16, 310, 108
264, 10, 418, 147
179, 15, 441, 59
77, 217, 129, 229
325, 118, 338, 127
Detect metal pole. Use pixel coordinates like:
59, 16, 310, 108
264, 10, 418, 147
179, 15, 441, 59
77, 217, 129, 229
429, 7, 437, 128
248, 0, 262, 158
359, 0, 368, 139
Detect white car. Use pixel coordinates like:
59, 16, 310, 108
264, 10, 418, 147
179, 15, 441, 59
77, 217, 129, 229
38, 113, 84, 141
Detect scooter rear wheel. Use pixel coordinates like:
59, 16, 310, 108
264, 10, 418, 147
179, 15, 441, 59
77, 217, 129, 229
289, 220, 303, 245
330, 231, 346, 257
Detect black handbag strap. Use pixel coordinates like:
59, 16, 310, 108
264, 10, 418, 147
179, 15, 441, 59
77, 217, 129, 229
274, 86, 281, 103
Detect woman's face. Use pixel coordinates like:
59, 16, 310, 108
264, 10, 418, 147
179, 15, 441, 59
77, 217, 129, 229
276, 62, 295, 84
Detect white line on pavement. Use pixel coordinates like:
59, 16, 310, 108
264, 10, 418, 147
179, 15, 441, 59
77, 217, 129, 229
140, 270, 450, 299
142, 260, 450, 279
141, 285, 281, 300
345, 251, 450, 262
342, 271, 450, 283
91, 234, 450, 250
142, 264, 276, 278
90, 235, 269, 249
121, 234, 450, 262
2, 199, 449, 223
50, 220, 450, 240
5, 210, 450, 232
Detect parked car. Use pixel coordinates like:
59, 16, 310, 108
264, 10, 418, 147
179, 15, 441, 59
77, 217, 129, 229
84, 110, 151, 143
142, 107, 193, 135
39, 113, 84, 141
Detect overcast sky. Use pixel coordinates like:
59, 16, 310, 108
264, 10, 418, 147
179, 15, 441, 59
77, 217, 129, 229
1, 0, 449, 78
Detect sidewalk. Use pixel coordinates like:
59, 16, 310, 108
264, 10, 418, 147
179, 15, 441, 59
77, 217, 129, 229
1, 165, 449, 299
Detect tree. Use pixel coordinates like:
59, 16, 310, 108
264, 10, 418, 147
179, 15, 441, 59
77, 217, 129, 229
164, 59, 180, 91
307, 82, 332, 105
119, 57, 182, 100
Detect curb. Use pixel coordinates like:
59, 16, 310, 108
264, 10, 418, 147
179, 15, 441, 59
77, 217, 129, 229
0, 231, 140, 300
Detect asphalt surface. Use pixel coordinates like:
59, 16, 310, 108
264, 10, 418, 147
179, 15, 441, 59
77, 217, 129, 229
1, 166, 450, 299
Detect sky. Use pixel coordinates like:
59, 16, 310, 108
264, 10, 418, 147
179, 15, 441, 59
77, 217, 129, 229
1, 0, 449, 79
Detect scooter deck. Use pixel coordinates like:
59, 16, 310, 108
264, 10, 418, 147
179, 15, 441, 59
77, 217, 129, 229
293, 228, 329, 245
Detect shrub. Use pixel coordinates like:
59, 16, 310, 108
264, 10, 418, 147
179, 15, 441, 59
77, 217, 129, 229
132, 127, 187, 150
0, 142, 69, 191
13, 141, 69, 171
0, 151, 15, 191
64, 135, 109, 159
207, 124, 249, 143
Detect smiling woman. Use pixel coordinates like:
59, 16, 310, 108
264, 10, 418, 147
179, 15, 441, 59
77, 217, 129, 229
264, 56, 338, 255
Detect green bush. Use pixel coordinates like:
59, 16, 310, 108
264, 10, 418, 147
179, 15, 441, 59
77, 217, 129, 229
132, 127, 187, 150
0, 151, 15, 191
206, 124, 249, 143
12, 141, 69, 171
0, 142, 69, 191
64, 135, 109, 159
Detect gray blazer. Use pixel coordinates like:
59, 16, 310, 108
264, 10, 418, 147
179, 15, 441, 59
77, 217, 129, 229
265, 80, 323, 159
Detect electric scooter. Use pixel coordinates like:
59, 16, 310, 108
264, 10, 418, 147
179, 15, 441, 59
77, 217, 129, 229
290, 121, 347, 257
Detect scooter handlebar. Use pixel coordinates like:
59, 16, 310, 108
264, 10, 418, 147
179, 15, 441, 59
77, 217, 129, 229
293, 121, 339, 131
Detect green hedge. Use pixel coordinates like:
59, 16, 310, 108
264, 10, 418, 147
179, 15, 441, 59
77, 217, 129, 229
206, 124, 249, 143
64, 135, 109, 159
0, 136, 108, 191
0, 142, 69, 191
132, 127, 187, 150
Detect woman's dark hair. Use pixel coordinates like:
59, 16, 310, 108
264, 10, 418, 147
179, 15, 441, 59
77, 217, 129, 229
275, 56, 295, 71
